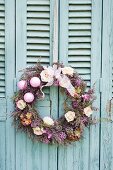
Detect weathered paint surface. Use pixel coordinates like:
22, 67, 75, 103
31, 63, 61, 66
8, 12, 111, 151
0, 0, 113, 169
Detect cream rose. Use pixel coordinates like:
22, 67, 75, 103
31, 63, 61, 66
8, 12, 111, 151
62, 67, 74, 76
43, 116, 54, 126
16, 100, 26, 110
33, 127, 44, 136
65, 111, 76, 122
84, 106, 93, 117
40, 67, 54, 83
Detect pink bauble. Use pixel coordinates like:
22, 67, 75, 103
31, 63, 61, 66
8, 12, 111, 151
30, 77, 41, 87
24, 92, 34, 103
17, 80, 27, 90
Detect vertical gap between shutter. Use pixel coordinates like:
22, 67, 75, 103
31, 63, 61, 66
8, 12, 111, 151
99, 0, 103, 169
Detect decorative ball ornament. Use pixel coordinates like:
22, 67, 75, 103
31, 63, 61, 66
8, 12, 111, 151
30, 77, 41, 87
12, 63, 96, 145
24, 92, 34, 103
17, 80, 27, 90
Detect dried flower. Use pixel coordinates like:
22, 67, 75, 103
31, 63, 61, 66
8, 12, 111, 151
75, 87, 81, 94
81, 116, 89, 126
31, 119, 41, 128
84, 106, 93, 117
61, 67, 74, 76
82, 94, 90, 101
74, 130, 81, 138
26, 112, 32, 119
65, 111, 76, 122
43, 116, 54, 126
76, 79, 81, 86
65, 127, 73, 134
21, 118, 31, 126
16, 100, 26, 110
72, 101, 78, 109
59, 132, 67, 140
33, 126, 44, 136
40, 67, 54, 83
20, 114, 24, 119
43, 137, 50, 144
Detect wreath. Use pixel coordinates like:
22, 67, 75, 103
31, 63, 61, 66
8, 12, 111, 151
12, 63, 96, 145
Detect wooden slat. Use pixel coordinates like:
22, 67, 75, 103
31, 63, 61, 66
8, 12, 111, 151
27, 18, 49, 24
69, 0, 91, 5
69, 5, 91, 11
27, 31, 49, 37
27, 5, 50, 12
69, 11, 91, 18
27, 12, 50, 18
69, 18, 91, 24
27, 0, 50, 5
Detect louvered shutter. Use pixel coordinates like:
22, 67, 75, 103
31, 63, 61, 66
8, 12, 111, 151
68, 0, 91, 88
16, 1, 57, 170
0, 0, 15, 170
58, 0, 101, 170
0, 0, 6, 110
0, 1, 6, 170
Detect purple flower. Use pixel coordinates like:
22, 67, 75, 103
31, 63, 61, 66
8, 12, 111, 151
72, 101, 78, 109
44, 129, 53, 139
43, 137, 50, 144
58, 132, 67, 140
81, 116, 89, 126
82, 94, 90, 101
87, 89, 94, 95
48, 133, 52, 139
76, 79, 81, 86
31, 119, 40, 128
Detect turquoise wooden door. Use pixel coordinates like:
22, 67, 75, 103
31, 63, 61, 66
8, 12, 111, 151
0, 0, 15, 169
16, 0, 58, 170
58, 1, 101, 169
100, 0, 113, 169
0, 0, 113, 170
